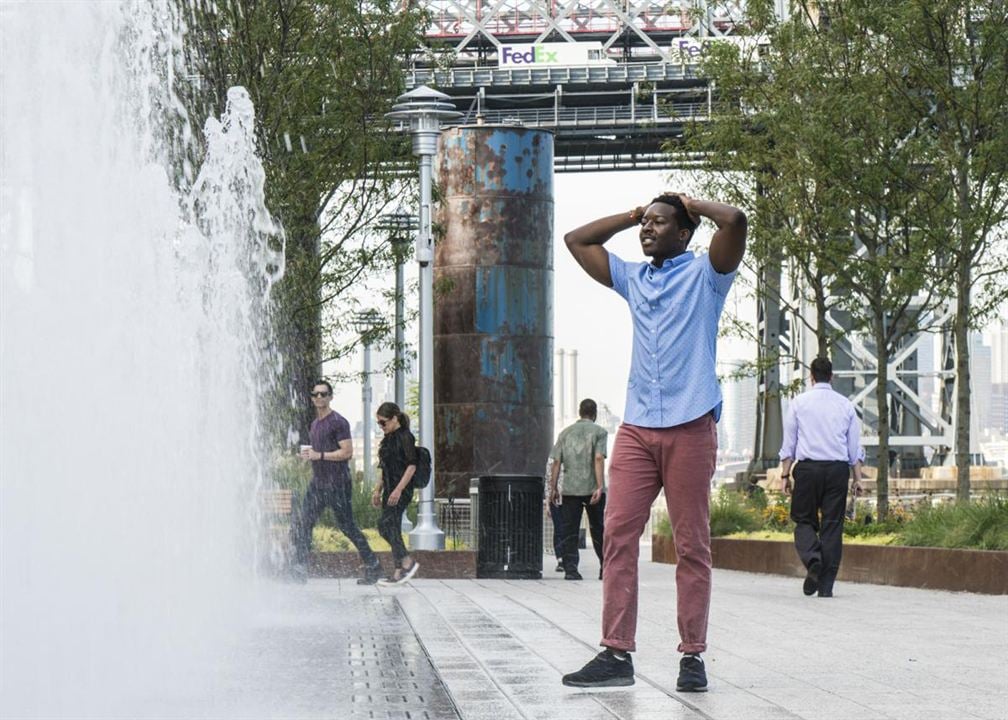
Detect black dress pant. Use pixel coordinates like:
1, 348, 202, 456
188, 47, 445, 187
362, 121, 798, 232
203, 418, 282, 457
549, 501, 564, 559
790, 461, 849, 593
291, 481, 378, 568
558, 493, 605, 572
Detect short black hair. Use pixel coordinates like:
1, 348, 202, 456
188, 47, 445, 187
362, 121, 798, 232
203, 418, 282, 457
651, 194, 699, 234
313, 379, 333, 395
810, 357, 833, 383
579, 398, 598, 420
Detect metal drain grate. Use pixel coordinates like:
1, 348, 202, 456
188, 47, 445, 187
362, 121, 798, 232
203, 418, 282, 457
347, 597, 459, 720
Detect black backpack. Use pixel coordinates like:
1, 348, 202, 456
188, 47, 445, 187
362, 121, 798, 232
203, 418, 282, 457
413, 446, 432, 488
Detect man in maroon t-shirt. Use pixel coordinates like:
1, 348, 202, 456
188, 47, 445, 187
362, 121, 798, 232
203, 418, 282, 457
290, 380, 381, 584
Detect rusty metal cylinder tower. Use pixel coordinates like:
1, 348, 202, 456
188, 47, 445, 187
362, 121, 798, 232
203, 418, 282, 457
435, 126, 554, 498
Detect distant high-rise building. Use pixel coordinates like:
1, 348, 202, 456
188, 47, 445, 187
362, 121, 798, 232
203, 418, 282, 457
987, 320, 1008, 386
971, 332, 993, 437
719, 360, 757, 458
988, 383, 1008, 437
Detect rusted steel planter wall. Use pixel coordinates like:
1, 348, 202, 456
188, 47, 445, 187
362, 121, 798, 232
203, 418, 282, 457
435, 126, 554, 498
651, 537, 1008, 594
309, 551, 477, 579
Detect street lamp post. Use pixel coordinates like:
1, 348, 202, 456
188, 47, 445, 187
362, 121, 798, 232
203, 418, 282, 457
385, 86, 461, 551
375, 211, 418, 534
352, 310, 381, 491
375, 211, 418, 410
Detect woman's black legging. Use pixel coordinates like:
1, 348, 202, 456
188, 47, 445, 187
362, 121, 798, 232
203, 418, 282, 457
378, 487, 413, 565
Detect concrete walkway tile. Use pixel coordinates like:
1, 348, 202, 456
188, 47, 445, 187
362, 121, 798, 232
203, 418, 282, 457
377, 555, 1006, 720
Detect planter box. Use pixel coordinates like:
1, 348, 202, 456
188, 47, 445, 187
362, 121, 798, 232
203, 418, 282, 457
651, 536, 1008, 595
309, 550, 477, 579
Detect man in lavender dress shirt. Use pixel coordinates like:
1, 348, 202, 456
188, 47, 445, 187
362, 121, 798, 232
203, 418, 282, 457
779, 357, 864, 598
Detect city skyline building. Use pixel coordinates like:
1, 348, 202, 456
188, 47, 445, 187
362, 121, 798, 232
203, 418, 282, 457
718, 359, 757, 459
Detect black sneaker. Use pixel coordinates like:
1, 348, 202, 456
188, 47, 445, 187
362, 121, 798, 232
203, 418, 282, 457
803, 560, 821, 596
564, 569, 583, 581
676, 654, 707, 692
555, 561, 565, 573
357, 564, 382, 585
562, 649, 634, 687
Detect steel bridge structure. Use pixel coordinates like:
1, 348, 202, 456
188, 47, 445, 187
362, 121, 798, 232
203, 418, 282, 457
406, 0, 765, 171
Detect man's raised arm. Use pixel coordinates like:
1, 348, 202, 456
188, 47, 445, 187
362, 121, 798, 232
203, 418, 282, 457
681, 197, 747, 274
563, 209, 641, 287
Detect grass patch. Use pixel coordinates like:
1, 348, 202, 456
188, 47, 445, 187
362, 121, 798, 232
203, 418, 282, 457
723, 529, 899, 545
653, 489, 1008, 550
898, 497, 1008, 550
314, 526, 389, 552
311, 526, 470, 552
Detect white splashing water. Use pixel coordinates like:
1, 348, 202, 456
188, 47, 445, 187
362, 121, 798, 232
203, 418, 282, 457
1, 2, 284, 716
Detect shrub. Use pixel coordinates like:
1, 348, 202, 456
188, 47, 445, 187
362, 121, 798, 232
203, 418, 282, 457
897, 496, 1008, 550
654, 509, 673, 538
709, 487, 763, 536
761, 499, 793, 531
271, 453, 311, 497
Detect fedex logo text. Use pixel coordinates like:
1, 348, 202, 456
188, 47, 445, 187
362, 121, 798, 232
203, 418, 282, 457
500, 46, 559, 65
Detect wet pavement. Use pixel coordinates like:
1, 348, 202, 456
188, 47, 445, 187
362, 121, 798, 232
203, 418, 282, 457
189, 550, 1007, 720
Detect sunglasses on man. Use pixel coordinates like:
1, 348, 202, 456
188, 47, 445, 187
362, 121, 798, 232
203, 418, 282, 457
310, 391, 331, 398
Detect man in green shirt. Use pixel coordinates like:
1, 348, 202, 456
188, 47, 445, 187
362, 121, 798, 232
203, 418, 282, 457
549, 399, 608, 581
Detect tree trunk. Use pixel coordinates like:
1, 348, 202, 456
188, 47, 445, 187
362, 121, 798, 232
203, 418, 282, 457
814, 281, 829, 358
274, 219, 323, 444
873, 317, 890, 521
954, 163, 972, 503
954, 256, 972, 502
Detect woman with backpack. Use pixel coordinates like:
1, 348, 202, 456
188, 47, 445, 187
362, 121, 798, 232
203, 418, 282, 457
372, 401, 420, 584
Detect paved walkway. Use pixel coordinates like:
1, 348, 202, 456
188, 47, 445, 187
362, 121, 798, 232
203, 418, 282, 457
187, 550, 1007, 720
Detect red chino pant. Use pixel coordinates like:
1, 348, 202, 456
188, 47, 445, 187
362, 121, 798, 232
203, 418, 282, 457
601, 415, 717, 654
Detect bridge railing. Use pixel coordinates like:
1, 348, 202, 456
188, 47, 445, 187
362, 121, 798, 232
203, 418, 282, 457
461, 102, 709, 128
406, 61, 704, 88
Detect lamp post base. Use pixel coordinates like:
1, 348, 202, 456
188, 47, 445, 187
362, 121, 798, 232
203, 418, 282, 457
409, 519, 445, 550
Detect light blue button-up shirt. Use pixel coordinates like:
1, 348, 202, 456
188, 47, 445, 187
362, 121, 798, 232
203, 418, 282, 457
779, 383, 862, 465
609, 251, 736, 428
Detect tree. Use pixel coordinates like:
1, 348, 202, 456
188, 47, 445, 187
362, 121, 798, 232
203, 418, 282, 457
686, 0, 953, 518
182, 0, 427, 440
878, 1, 1008, 499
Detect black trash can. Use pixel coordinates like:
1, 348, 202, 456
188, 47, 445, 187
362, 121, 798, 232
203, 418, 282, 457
476, 475, 543, 579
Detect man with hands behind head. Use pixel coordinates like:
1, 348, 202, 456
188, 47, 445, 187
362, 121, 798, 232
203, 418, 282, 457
560, 193, 746, 693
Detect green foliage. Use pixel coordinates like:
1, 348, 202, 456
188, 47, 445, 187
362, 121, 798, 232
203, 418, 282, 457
681, 0, 1008, 515
898, 497, 1008, 551
654, 511, 673, 538
709, 488, 764, 537
349, 474, 382, 529
271, 453, 312, 498
655, 490, 1008, 550
313, 526, 389, 552
182, 0, 429, 438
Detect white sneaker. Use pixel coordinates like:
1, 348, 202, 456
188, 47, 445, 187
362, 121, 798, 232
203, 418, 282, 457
377, 561, 420, 586
396, 560, 420, 584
